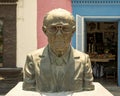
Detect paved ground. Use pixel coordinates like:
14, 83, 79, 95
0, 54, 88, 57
0, 69, 23, 95
95, 78, 120, 96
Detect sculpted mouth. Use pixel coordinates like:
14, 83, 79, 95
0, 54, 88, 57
53, 41, 65, 48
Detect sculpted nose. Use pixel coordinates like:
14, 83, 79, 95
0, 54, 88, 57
55, 30, 64, 39
56, 30, 62, 36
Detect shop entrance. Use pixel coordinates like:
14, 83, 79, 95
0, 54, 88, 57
0, 2, 17, 67
86, 22, 118, 80
0, 20, 3, 67
76, 15, 120, 86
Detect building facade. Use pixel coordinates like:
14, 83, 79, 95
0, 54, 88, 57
0, 0, 120, 86
72, 0, 120, 86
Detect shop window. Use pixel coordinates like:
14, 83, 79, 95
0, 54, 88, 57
86, 22, 117, 58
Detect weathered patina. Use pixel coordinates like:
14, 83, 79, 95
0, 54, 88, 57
23, 8, 94, 92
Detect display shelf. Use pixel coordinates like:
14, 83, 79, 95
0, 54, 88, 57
86, 22, 118, 55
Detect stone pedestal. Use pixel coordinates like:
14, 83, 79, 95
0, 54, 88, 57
5, 82, 113, 96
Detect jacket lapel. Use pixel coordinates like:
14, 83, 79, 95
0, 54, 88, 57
38, 46, 53, 82
73, 48, 82, 71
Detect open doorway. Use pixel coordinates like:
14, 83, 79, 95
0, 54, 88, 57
0, 20, 3, 67
86, 21, 118, 84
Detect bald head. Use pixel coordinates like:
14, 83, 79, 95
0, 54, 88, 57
43, 8, 75, 27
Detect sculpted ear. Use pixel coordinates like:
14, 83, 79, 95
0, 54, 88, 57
72, 26, 76, 34
42, 26, 47, 34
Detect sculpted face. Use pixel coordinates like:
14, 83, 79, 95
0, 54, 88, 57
42, 8, 76, 56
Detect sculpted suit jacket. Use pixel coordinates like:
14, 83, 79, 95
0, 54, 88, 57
23, 45, 94, 92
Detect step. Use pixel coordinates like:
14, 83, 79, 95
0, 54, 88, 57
0, 68, 23, 78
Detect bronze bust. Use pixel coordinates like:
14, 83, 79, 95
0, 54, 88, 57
23, 8, 94, 92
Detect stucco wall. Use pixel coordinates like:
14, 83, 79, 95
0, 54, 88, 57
16, 0, 72, 67
17, 0, 37, 67
37, 0, 72, 48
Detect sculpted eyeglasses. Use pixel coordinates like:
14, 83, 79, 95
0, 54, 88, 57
43, 24, 75, 35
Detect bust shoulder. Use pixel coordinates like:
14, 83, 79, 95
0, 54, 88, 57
73, 48, 89, 57
27, 47, 46, 57
72, 48, 90, 63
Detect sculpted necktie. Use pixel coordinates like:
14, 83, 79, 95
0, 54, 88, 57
54, 57, 66, 91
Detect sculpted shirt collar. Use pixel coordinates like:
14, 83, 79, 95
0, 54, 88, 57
48, 45, 71, 65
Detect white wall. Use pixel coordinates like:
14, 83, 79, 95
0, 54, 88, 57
17, 0, 37, 67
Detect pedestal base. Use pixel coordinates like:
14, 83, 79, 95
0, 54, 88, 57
5, 82, 113, 96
